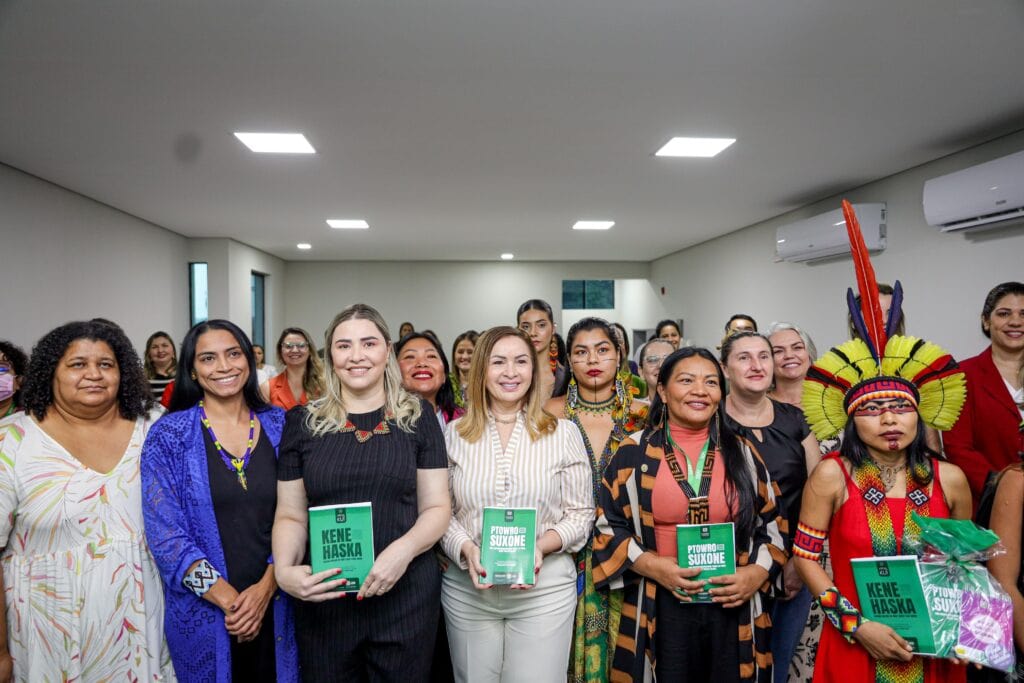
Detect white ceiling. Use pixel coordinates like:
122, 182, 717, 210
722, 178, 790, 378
2, 0, 1023, 262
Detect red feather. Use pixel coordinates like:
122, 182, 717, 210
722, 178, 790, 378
842, 199, 887, 357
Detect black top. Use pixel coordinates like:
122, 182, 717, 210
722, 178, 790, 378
277, 401, 448, 560
726, 399, 810, 540
204, 427, 277, 590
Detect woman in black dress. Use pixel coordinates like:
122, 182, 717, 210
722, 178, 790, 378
273, 303, 451, 682
720, 331, 819, 681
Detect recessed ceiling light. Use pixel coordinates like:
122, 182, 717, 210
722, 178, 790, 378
500, 253, 515, 260
655, 137, 736, 158
297, 243, 312, 250
234, 132, 316, 154
327, 219, 370, 229
572, 220, 615, 231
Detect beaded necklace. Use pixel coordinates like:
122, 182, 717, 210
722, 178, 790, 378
339, 410, 391, 442
199, 400, 255, 491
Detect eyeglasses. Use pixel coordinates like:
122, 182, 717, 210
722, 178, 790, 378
282, 342, 309, 351
642, 355, 667, 367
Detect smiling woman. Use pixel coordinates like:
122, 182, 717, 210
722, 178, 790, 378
0, 320, 173, 681
143, 319, 298, 682
397, 332, 461, 426
272, 303, 451, 682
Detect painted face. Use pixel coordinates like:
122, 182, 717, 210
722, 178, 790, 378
640, 341, 674, 390
253, 345, 265, 366
52, 339, 120, 415
852, 397, 919, 458
518, 309, 554, 355
568, 329, 619, 390
657, 355, 722, 430
279, 334, 310, 367
193, 329, 250, 401
485, 335, 533, 410
658, 325, 681, 349
398, 338, 445, 402
148, 336, 174, 367
724, 335, 773, 395
454, 339, 475, 372
769, 329, 811, 382
984, 294, 1024, 353
330, 318, 390, 395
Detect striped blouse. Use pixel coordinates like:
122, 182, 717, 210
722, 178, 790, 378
441, 413, 595, 568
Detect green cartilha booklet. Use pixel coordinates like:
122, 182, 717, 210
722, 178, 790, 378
480, 507, 537, 585
676, 522, 735, 603
309, 502, 374, 593
851, 555, 938, 655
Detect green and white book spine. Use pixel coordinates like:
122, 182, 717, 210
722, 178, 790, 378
480, 507, 537, 585
308, 502, 374, 594
851, 555, 938, 655
676, 522, 736, 604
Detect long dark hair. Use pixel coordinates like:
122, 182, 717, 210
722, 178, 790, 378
565, 317, 619, 383
21, 321, 153, 421
395, 331, 459, 421
981, 281, 1024, 338
169, 319, 269, 413
840, 412, 940, 486
648, 347, 758, 548
516, 299, 555, 324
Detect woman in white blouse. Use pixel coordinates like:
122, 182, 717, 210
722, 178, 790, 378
441, 326, 594, 683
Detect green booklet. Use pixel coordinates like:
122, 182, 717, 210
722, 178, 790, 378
676, 522, 736, 603
308, 502, 375, 594
851, 556, 937, 655
480, 507, 537, 585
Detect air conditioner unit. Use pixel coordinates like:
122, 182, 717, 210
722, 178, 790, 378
775, 203, 886, 264
923, 149, 1024, 232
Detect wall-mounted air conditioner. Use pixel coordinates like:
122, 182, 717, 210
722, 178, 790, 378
923, 149, 1024, 232
775, 203, 886, 264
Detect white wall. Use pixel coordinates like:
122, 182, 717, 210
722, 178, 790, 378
283, 261, 658, 353
187, 238, 288, 360
0, 163, 191, 353
650, 131, 1024, 360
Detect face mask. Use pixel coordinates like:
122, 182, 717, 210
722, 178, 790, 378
0, 374, 14, 402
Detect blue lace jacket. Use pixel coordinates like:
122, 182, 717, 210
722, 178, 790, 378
142, 404, 298, 683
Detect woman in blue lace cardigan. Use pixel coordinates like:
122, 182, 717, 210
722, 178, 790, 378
142, 320, 298, 682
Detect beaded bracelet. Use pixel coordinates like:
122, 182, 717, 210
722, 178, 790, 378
793, 522, 828, 562
818, 586, 867, 643
183, 558, 222, 597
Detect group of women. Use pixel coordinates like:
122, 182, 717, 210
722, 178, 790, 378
0, 279, 1021, 683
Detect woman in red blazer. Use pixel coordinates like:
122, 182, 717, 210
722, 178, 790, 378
944, 281, 1024, 501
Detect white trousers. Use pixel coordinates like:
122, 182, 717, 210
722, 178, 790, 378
441, 551, 577, 683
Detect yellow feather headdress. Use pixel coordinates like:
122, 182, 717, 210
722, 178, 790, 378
801, 201, 966, 441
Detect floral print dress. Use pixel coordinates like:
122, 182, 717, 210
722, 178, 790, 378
0, 413, 174, 682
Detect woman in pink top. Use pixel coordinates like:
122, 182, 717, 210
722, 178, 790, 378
592, 346, 786, 682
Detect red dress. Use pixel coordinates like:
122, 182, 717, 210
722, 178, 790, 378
813, 454, 965, 683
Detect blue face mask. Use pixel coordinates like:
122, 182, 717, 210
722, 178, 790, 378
0, 373, 14, 402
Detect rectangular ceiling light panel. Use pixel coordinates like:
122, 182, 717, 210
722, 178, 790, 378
655, 137, 736, 158
234, 132, 316, 154
572, 220, 615, 230
327, 219, 370, 229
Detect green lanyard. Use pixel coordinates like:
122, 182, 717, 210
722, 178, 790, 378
665, 431, 710, 494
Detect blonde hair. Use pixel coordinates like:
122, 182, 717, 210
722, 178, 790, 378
276, 326, 326, 399
305, 304, 422, 437
457, 326, 557, 443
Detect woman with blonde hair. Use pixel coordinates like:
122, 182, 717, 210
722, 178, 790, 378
442, 326, 593, 682
260, 327, 325, 411
272, 304, 451, 681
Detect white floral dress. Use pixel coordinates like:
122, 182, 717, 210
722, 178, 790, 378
0, 412, 175, 682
